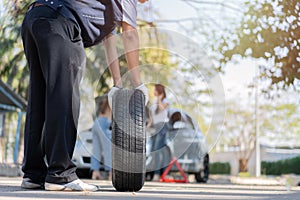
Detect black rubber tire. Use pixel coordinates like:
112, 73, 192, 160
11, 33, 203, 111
112, 89, 146, 192
195, 154, 209, 183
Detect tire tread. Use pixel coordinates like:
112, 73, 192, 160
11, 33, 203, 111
112, 89, 146, 191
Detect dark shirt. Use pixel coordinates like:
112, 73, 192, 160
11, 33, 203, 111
35, 0, 122, 47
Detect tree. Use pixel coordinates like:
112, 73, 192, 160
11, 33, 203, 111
217, 0, 300, 87
0, 0, 31, 99
0, 1, 176, 97
223, 100, 256, 173
219, 88, 300, 173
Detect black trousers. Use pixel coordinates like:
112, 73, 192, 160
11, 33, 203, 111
21, 6, 85, 184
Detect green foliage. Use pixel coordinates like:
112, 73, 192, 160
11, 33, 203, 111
0, 0, 31, 99
209, 162, 231, 174
261, 156, 300, 175
0, 1, 176, 99
259, 102, 300, 141
218, 0, 300, 87
85, 31, 176, 97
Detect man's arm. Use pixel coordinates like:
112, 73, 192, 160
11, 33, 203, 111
103, 33, 123, 88
122, 22, 141, 87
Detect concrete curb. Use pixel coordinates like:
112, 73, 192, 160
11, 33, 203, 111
230, 175, 300, 186
210, 174, 300, 186
230, 176, 285, 186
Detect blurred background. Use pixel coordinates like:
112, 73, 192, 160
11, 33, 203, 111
0, 0, 299, 178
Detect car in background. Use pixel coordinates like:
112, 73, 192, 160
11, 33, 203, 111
72, 129, 93, 178
146, 109, 209, 183
72, 95, 107, 178
73, 109, 209, 182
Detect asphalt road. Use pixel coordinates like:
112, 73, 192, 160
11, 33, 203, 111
0, 177, 299, 200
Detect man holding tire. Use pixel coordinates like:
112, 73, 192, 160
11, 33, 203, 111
21, 0, 148, 192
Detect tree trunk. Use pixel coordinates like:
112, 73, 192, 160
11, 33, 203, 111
239, 158, 248, 173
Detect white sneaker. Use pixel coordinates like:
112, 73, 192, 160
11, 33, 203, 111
45, 179, 99, 191
21, 178, 44, 189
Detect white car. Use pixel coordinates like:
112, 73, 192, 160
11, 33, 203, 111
72, 129, 94, 177
145, 110, 209, 182
73, 110, 209, 182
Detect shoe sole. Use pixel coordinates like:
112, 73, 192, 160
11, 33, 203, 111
44, 182, 99, 192
21, 181, 43, 189
44, 183, 70, 191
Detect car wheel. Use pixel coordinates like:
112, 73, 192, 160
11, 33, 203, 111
145, 172, 154, 181
112, 89, 146, 192
195, 154, 209, 183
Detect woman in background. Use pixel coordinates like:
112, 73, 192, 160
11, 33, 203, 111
147, 84, 170, 181
90, 97, 112, 180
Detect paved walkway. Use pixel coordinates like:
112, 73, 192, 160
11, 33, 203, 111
0, 177, 299, 200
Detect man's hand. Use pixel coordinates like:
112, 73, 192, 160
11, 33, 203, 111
136, 83, 149, 105
108, 86, 121, 108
